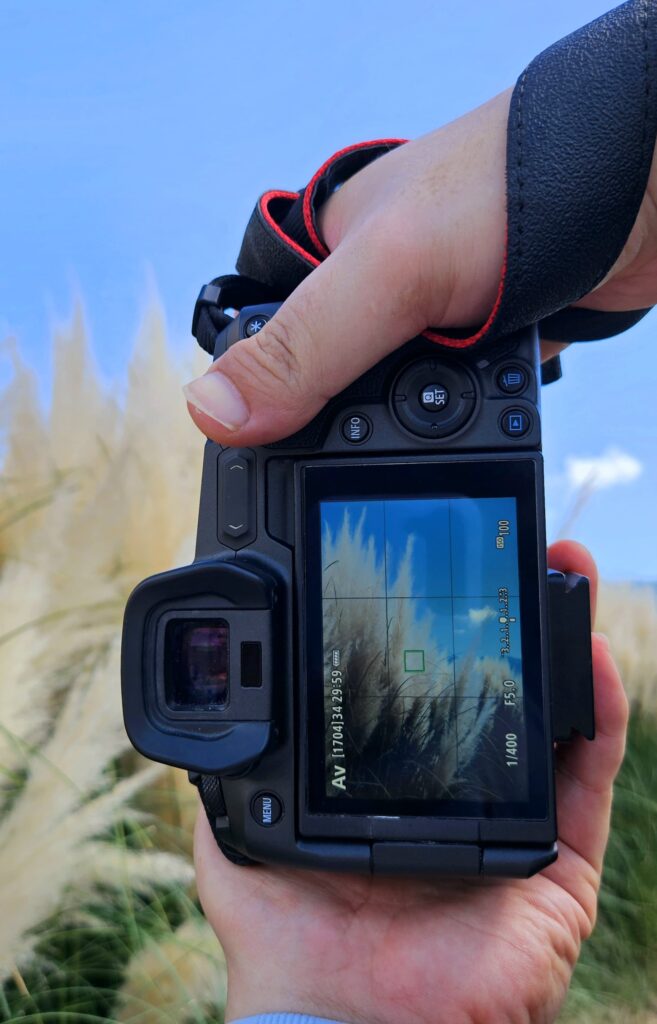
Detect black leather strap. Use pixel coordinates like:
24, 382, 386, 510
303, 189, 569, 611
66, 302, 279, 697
485, 0, 657, 345
211, 0, 656, 355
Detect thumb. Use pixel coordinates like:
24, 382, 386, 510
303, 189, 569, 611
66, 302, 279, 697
182, 217, 434, 447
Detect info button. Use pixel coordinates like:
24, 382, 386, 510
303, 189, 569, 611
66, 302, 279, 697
341, 413, 372, 445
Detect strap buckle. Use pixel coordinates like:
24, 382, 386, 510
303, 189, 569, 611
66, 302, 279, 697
191, 274, 283, 351
191, 281, 231, 339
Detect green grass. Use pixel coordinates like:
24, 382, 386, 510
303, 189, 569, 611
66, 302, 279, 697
1, 885, 199, 1024
562, 709, 657, 1021
2, 713, 656, 1024
0, 810, 204, 1024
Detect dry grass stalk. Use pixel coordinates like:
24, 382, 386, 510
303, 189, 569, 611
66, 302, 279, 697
116, 917, 227, 1024
0, 304, 205, 978
596, 583, 657, 713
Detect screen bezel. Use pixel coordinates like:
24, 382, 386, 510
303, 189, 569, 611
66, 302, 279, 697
300, 455, 551, 827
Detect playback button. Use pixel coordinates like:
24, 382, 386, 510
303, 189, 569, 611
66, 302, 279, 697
341, 413, 372, 444
500, 408, 532, 438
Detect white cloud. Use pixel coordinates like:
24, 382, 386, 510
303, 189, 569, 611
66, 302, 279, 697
565, 446, 643, 491
468, 606, 496, 625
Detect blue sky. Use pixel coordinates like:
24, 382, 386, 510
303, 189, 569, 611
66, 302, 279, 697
321, 497, 521, 668
321, 498, 519, 599
2, 0, 655, 580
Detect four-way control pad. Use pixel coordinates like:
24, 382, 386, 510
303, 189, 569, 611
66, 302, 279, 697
392, 359, 477, 439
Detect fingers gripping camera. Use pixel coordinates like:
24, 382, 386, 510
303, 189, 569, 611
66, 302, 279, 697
122, 303, 594, 879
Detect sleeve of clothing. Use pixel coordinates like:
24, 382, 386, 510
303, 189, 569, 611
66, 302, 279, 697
230, 1015, 350, 1024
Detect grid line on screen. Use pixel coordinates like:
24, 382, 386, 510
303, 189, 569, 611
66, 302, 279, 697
447, 500, 460, 774
382, 501, 391, 697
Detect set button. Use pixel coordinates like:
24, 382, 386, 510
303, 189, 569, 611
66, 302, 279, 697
419, 383, 449, 412
392, 358, 476, 439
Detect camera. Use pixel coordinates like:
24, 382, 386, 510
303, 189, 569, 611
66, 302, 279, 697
122, 298, 595, 878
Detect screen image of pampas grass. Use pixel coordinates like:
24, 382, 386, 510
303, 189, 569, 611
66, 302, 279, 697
320, 506, 525, 803
0, 306, 656, 1023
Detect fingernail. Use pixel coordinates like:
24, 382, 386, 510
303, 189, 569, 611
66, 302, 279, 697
183, 371, 249, 431
593, 631, 611, 650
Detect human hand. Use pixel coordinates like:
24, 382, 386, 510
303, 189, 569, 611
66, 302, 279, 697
188, 76, 639, 1023
195, 540, 627, 1024
182, 89, 657, 445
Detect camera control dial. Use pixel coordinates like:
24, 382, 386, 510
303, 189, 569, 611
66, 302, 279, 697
392, 359, 476, 438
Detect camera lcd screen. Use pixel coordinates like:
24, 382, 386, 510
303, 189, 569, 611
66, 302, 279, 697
303, 460, 548, 819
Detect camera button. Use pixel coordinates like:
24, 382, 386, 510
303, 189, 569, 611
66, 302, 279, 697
223, 456, 249, 537
392, 358, 476, 438
244, 314, 270, 337
500, 408, 531, 438
251, 792, 283, 827
219, 451, 256, 550
418, 383, 449, 412
340, 413, 372, 444
497, 365, 528, 395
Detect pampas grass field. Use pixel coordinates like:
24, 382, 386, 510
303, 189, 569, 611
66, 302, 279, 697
1, 307, 656, 1023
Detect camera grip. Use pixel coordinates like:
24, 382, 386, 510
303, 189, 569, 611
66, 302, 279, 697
548, 570, 595, 743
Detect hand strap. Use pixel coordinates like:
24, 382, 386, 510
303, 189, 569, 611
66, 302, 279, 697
234, 139, 404, 294
480, 0, 657, 347
201, 0, 656, 355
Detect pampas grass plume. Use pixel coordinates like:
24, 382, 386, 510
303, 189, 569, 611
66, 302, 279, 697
116, 918, 227, 1024
0, 303, 205, 979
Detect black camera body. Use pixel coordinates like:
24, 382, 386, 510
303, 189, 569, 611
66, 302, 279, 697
122, 302, 594, 878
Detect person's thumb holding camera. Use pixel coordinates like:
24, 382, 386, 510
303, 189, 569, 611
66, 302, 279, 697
183, 92, 512, 446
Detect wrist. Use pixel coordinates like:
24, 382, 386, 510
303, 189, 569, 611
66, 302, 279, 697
224, 954, 383, 1024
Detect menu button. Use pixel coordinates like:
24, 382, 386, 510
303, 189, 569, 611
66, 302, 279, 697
251, 792, 283, 827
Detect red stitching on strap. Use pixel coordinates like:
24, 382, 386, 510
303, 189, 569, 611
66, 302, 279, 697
260, 190, 321, 268
303, 138, 407, 259
423, 231, 509, 349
